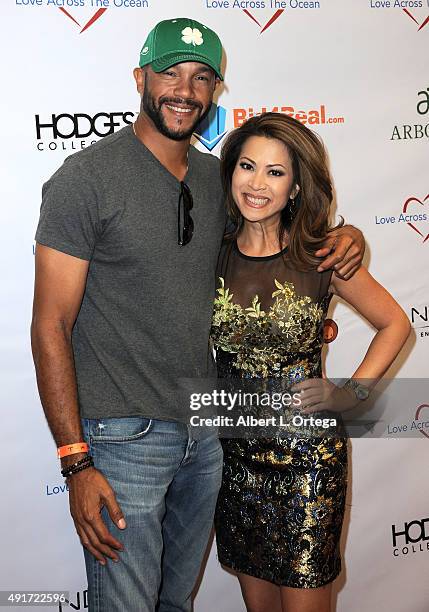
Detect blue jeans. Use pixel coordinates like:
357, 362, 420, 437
81, 417, 223, 612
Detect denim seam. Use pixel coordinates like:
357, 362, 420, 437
81, 418, 93, 452
91, 441, 102, 612
93, 555, 102, 612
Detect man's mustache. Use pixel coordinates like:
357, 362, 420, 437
159, 97, 203, 111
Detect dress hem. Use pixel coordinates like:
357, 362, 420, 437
218, 556, 342, 589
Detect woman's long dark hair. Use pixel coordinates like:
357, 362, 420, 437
220, 112, 343, 270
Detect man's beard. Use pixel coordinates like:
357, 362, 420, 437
142, 83, 211, 141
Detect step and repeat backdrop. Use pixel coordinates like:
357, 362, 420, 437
1, 0, 428, 610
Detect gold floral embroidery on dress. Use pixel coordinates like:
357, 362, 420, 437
211, 277, 326, 378
303, 496, 335, 528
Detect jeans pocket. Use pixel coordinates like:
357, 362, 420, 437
85, 416, 153, 443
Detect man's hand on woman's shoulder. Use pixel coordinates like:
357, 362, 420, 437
316, 225, 365, 279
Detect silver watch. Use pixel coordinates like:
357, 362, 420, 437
343, 379, 370, 401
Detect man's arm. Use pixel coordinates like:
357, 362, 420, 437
31, 244, 125, 565
315, 225, 365, 279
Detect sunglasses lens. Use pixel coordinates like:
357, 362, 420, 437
181, 217, 194, 246
178, 182, 194, 246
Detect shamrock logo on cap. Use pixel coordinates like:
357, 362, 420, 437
181, 27, 204, 46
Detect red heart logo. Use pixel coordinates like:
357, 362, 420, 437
403, 8, 429, 31
58, 7, 107, 34
415, 404, 429, 438
402, 194, 429, 243
243, 9, 284, 33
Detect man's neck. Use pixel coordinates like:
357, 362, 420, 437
133, 114, 190, 182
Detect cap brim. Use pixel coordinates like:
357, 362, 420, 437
150, 53, 223, 81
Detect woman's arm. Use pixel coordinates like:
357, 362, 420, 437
329, 266, 411, 380
293, 266, 411, 413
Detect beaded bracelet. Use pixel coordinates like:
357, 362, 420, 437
60, 454, 91, 475
62, 459, 94, 478
62, 456, 94, 478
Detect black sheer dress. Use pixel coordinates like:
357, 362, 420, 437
211, 238, 348, 588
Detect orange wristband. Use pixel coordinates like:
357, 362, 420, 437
57, 442, 89, 459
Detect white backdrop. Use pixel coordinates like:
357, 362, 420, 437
1, 0, 428, 610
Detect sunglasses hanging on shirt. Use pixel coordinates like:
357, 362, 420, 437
178, 181, 194, 246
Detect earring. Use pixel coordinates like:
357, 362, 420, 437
282, 194, 300, 228
288, 196, 299, 221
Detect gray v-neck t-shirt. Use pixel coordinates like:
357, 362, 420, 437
35, 125, 226, 421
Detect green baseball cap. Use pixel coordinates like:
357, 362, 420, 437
139, 17, 224, 81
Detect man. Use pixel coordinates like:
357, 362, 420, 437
31, 17, 364, 612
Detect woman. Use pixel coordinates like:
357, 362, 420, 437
210, 113, 410, 612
